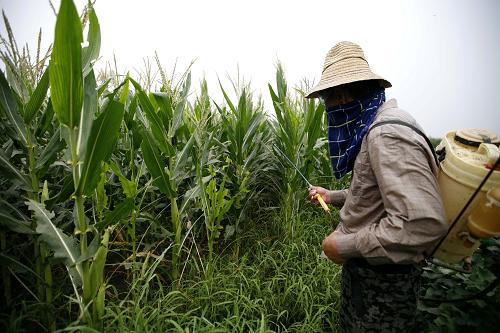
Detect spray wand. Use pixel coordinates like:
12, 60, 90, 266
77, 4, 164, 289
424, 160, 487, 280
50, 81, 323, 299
273, 144, 330, 214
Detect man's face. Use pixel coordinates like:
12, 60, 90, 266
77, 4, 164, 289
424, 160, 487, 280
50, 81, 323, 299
320, 80, 380, 108
321, 87, 356, 107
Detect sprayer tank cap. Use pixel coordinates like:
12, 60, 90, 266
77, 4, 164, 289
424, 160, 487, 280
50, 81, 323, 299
455, 128, 500, 147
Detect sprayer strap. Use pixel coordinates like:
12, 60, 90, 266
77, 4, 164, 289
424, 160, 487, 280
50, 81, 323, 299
367, 120, 439, 166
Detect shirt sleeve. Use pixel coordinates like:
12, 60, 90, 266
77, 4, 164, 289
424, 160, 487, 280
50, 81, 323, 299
329, 189, 349, 207
335, 130, 448, 264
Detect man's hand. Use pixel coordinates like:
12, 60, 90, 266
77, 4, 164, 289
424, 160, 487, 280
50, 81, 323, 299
308, 185, 331, 204
322, 231, 345, 264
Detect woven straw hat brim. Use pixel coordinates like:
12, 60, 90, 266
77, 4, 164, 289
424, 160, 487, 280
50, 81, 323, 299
305, 48, 391, 99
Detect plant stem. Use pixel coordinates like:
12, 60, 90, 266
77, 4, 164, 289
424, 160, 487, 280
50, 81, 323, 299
207, 224, 213, 277
68, 128, 88, 251
131, 209, 138, 282
41, 242, 55, 331
69, 127, 91, 322
34, 238, 44, 302
171, 196, 180, 283
27, 129, 55, 317
75, 196, 88, 253
26, 130, 44, 301
27, 134, 39, 202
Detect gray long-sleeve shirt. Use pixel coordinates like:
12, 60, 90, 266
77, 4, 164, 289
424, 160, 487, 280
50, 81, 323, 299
333, 99, 448, 265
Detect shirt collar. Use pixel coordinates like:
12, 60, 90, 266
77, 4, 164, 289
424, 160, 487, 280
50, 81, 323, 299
377, 98, 398, 113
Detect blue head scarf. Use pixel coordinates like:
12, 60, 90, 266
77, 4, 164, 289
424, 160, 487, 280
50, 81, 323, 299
326, 89, 385, 179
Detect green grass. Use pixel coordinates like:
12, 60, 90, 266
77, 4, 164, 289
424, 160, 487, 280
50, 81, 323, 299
98, 209, 341, 333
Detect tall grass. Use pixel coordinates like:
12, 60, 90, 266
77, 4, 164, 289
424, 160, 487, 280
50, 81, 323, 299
101, 210, 341, 333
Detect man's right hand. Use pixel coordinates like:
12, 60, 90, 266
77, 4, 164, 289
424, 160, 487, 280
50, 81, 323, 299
308, 185, 331, 204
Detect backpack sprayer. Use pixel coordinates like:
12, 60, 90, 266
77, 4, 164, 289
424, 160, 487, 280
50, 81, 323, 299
365, 123, 500, 273
430, 128, 500, 272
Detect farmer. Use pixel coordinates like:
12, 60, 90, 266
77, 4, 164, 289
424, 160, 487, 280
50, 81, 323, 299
306, 41, 448, 332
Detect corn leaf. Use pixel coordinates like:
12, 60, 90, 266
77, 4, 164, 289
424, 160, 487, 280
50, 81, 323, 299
0, 70, 27, 146
170, 73, 190, 136
0, 208, 34, 234
26, 200, 83, 285
95, 168, 108, 218
77, 69, 98, 162
24, 68, 49, 124
303, 99, 324, 153
77, 100, 124, 196
173, 134, 195, 182
131, 79, 174, 156
1, 199, 29, 221
275, 63, 287, 101
110, 162, 136, 198
49, 0, 83, 128
45, 174, 74, 210
96, 198, 134, 231
219, 81, 237, 114
100, 78, 127, 103
95, 283, 106, 318
81, 5, 101, 77
2, 57, 30, 103
170, 101, 185, 139
124, 94, 137, 130
151, 92, 172, 129
76, 233, 100, 264
0, 148, 30, 187
97, 78, 111, 97
35, 100, 54, 137
89, 229, 109, 300
242, 112, 265, 153
119, 75, 130, 105
36, 128, 66, 172
141, 129, 176, 197
0, 253, 44, 282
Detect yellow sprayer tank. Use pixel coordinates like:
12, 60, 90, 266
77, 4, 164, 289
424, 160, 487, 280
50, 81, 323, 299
434, 128, 500, 264
467, 187, 500, 239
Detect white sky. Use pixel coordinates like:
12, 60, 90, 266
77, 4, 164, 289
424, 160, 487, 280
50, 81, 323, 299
1, 0, 499, 137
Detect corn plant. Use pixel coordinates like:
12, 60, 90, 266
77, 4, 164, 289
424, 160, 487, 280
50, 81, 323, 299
0, 10, 58, 329
269, 64, 326, 236
213, 82, 276, 257
131, 72, 195, 283
0, 68, 60, 331
10, 0, 127, 328
196, 161, 234, 276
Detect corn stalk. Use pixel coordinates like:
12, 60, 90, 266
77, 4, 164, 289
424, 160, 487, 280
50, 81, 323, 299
269, 64, 326, 237
214, 82, 272, 256
132, 74, 194, 284
0, 31, 57, 329
32, 0, 125, 327
197, 162, 233, 276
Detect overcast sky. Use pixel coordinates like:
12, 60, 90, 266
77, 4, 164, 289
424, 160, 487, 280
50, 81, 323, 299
1, 0, 499, 137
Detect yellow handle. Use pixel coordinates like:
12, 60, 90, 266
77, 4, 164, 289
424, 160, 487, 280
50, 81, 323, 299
314, 194, 330, 213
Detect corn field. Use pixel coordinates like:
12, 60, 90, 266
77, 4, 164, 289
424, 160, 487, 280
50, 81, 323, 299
0, 1, 344, 331
1, 1, 499, 332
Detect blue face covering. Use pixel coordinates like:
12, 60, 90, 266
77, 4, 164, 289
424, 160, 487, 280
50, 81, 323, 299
325, 89, 386, 179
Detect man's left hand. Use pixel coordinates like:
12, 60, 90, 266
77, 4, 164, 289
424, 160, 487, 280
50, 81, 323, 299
322, 231, 345, 264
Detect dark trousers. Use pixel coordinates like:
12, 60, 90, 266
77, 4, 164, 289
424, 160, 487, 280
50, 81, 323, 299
340, 258, 421, 333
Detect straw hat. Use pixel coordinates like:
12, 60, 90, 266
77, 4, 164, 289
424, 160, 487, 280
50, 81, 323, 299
305, 41, 392, 99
